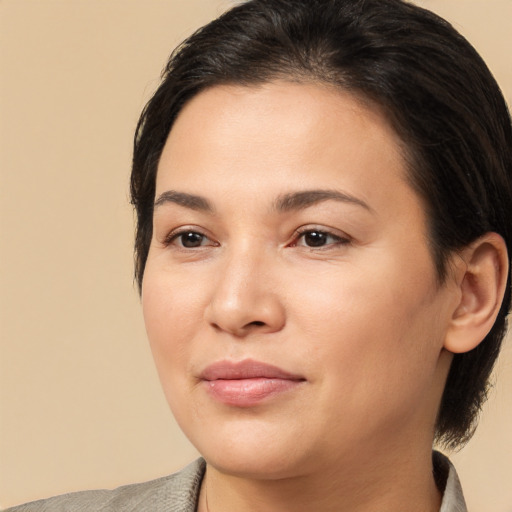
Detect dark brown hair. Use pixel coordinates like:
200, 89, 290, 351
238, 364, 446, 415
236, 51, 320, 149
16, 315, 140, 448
131, 0, 512, 447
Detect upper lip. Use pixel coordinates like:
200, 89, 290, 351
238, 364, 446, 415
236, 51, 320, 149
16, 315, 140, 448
199, 359, 305, 381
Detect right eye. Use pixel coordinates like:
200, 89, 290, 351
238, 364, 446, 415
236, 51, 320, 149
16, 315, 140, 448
165, 230, 213, 248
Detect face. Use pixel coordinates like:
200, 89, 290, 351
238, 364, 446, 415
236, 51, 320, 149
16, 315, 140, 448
142, 82, 458, 479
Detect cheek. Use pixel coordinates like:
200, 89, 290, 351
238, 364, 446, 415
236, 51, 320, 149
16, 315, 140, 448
296, 285, 442, 448
142, 264, 205, 372
141, 271, 204, 429
292, 254, 443, 390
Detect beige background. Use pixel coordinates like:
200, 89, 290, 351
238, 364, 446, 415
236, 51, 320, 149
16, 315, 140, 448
0, 1, 511, 510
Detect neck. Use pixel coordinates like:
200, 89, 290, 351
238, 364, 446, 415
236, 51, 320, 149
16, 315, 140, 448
199, 445, 442, 512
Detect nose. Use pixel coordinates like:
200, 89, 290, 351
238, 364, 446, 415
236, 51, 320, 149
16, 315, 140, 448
205, 248, 286, 338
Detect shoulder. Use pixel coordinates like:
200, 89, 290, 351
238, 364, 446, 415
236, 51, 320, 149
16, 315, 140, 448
2, 459, 206, 512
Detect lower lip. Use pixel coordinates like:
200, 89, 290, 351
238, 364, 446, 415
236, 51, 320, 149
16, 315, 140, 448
203, 378, 303, 407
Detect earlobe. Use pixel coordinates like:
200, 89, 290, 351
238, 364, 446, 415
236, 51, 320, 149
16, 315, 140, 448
444, 233, 509, 354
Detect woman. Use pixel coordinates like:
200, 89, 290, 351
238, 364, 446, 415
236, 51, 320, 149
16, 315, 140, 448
5, 0, 511, 510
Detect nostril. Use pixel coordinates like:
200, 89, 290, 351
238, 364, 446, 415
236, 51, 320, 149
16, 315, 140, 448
249, 321, 265, 327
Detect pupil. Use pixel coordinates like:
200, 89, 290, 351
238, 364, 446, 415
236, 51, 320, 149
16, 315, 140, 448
182, 232, 203, 247
305, 231, 326, 247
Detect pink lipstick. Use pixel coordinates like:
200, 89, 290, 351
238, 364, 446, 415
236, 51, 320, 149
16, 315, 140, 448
199, 359, 305, 407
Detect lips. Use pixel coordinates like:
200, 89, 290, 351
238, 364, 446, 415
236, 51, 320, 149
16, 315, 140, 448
199, 359, 305, 407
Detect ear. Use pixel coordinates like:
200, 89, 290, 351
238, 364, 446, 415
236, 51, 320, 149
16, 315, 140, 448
444, 233, 509, 354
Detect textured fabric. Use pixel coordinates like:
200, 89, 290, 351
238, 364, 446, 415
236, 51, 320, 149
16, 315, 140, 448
2, 459, 206, 512
3, 453, 466, 511
436, 453, 468, 512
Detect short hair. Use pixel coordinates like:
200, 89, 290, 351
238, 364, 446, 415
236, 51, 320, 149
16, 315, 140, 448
131, 0, 512, 447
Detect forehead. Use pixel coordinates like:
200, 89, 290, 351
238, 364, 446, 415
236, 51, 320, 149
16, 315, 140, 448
156, 82, 425, 229
157, 81, 409, 195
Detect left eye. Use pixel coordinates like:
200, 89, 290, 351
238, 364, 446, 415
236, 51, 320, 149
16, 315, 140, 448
295, 230, 347, 248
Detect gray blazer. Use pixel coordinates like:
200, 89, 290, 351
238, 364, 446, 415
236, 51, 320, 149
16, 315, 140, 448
3, 454, 467, 511
2, 459, 206, 512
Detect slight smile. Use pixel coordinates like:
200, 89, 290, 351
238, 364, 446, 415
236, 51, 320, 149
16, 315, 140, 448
199, 359, 306, 407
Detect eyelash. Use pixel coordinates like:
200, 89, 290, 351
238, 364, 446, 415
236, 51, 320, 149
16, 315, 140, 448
162, 226, 351, 250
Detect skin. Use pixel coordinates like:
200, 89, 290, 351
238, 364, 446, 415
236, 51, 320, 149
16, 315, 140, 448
142, 81, 466, 512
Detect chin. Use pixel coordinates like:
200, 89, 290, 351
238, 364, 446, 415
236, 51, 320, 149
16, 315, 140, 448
184, 417, 315, 480
205, 448, 305, 480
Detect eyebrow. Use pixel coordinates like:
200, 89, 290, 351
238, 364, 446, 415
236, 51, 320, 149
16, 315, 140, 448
153, 188, 372, 214
273, 189, 372, 213
154, 190, 214, 212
